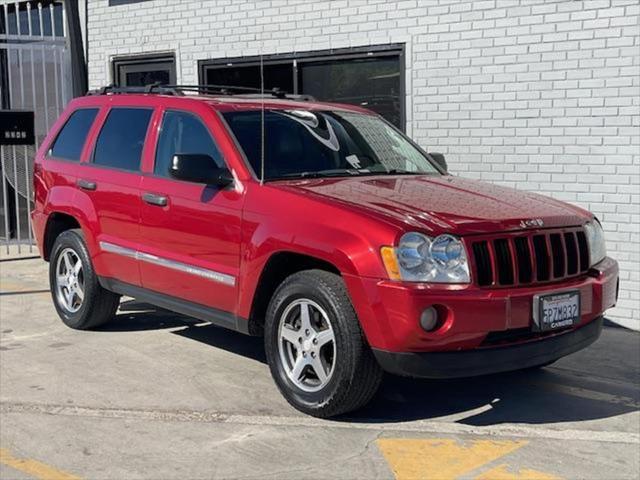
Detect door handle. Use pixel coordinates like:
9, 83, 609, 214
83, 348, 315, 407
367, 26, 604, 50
77, 179, 96, 191
142, 192, 168, 207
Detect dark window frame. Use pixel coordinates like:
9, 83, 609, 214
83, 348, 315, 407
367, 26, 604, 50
46, 107, 100, 162
152, 109, 226, 181
90, 106, 154, 173
108, 0, 150, 6
198, 44, 406, 131
112, 53, 176, 87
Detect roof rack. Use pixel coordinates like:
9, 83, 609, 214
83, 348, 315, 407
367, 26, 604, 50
87, 83, 315, 101
86, 83, 182, 96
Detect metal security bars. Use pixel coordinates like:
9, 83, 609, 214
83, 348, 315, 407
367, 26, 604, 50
0, 0, 71, 253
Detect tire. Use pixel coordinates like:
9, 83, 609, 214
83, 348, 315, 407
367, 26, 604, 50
49, 229, 120, 330
264, 269, 382, 418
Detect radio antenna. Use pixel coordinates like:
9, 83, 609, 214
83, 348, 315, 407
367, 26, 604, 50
259, 52, 265, 185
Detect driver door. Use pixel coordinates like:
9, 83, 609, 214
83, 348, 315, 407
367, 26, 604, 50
138, 108, 243, 314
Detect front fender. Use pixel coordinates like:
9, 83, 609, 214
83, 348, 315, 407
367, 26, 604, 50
236, 205, 395, 323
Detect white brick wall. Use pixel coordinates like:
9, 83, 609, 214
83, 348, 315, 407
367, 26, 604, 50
87, 0, 640, 330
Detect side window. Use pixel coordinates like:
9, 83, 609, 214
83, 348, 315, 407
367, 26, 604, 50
154, 110, 223, 178
93, 108, 153, 171
49, 108, 99, 161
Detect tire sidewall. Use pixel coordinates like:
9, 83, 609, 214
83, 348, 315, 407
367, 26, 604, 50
265, 276, 357, 412
49, 230, 97, 329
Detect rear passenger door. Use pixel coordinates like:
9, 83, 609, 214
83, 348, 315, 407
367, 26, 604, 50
138, 108, 243, 314
75, 106, 154, 287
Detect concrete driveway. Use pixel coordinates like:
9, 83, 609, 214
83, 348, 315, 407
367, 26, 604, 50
1, 253, 639, 479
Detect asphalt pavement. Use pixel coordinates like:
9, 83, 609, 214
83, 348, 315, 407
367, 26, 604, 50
1, 251, 638, 479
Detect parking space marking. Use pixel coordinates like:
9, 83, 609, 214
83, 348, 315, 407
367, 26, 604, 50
0, 448, 81, 480
376, 438, 560, 480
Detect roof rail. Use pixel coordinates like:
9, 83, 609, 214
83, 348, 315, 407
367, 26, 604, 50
87, 83, 315, 101
86, 83, 182, 96
164, 85, 314, 100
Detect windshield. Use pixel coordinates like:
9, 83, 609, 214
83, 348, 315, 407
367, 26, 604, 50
222, 109, 440, 180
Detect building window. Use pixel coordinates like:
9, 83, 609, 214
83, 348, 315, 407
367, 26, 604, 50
0, 0, 64, 37
112, 54, 176, 87
199, 44, 405, 130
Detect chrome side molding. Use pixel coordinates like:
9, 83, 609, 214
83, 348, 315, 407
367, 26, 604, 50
99, 241, 236, 286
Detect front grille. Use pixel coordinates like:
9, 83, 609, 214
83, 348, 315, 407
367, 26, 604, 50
470, 227, 589, 287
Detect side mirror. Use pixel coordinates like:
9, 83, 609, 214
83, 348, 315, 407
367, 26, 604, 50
429, 152, 447, 173
169, 154, 233, 187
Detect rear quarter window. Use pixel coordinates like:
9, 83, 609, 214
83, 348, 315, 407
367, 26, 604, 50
48, 108, 99, 161
93, 107, 153, 171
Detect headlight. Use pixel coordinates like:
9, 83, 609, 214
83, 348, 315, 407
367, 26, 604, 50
584, 220, 606, 266
383, 232, 470, 283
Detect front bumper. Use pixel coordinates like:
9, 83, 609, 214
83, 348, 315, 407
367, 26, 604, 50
373, 316, 603, 378
343, 257, 618, 352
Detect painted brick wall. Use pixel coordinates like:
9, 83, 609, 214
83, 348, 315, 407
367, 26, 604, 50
87, 0, 640, 329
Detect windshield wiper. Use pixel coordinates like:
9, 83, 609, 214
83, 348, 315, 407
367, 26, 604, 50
355, 168, 423, 176
272, 167, 428, 180
276, 169, 361, 179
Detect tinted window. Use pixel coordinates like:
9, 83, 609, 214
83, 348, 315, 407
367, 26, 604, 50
201, 49, 402, 129
205, 63, 293, 93
155, 110, 223, 177
49, 108, 99, 161
299, 56, 402, 128
114, 55, 176, 87
223, 110, 438, 180
93, 108, 152, 171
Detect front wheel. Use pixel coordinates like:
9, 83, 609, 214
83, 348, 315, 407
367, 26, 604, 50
264, 270, 382, 418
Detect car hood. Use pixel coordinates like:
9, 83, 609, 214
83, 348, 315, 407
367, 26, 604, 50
274, 175, 590, 234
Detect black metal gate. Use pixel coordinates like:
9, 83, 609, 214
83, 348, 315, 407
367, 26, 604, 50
0, 0, 71, 253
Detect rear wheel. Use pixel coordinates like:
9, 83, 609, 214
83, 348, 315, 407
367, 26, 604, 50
49, 229, 120, 329
265, 270, 382, 418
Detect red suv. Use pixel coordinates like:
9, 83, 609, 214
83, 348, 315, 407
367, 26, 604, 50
32, 85, 619, 417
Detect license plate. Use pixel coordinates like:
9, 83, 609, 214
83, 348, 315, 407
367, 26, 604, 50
533, 290, 580, 331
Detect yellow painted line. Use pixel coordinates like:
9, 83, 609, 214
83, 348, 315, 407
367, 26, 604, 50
0, 448, 81, 480
377, 438, 527, 480
377, 438, 563, 480
475, 464, 561, 480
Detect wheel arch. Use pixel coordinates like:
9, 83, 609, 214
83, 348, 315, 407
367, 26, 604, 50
42, 212, 82, 261
246, 251, 341, 336
39, 185, 100, 262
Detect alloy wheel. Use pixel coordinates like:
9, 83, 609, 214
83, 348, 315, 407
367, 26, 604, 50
55, 248, 85, 313
278, 298, 336, 392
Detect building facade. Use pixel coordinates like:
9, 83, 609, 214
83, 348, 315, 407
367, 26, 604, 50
84, 0, 639, 329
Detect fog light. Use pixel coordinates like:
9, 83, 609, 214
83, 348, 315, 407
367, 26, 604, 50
420, 306, 439, 332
